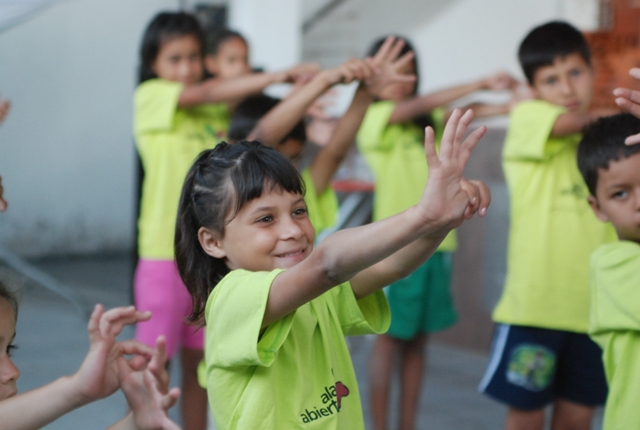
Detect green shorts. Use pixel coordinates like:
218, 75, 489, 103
385, 252, 457, 340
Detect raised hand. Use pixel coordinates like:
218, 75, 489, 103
0, 176, 7, 212
322, 58, 376, 86
614, 68, 640, 145
284, 62, 321, 84
117, 336, 181, 430
364, 35, 416, 98
417, 108, 490, 236
0, 98, 10, 125
71, 305, 153, 404
483, 71, 518, 91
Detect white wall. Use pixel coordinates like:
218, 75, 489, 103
0, 0, 178, 257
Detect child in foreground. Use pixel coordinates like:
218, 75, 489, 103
0, 281, 180, 430
478, 21, 617, 430
577, 113, 640, 430
174, 109, 489, 429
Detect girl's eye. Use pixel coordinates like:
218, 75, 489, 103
544, 76, 557, 85
293, 207, 308, 217
613, 190, 627, 199
569, 69, 582, 78
6, 344, 17, 357
257, 215, 273, 223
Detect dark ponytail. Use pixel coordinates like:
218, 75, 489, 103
175, 141, 304, 325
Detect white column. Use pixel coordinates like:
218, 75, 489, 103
228, 0, 301, 71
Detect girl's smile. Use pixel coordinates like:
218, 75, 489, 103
0, 298, 19, 400
200, 188, 315, 272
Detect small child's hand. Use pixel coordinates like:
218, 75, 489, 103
614, 68, 640, 145
0, 176, 7, 212
117, 336, 181, 430
364, 35, 416, 98
71, 305, 153, 405
483, 71, 518, 91
0, 98, 10, 125
417, 109, 489, 236
321, 58, 376, 86
284, 62, 321, 84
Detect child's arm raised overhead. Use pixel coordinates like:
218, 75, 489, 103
307, 36, 417, 195
177, 63, 320, 108
263, 109, 489, 327
613, 67, 640, 144
0, 305, 153, 430
388, 71, 516, 124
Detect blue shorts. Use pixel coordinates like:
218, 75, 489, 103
478, 324, 607, 410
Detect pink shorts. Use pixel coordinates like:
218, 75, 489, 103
134, 259, 204, 358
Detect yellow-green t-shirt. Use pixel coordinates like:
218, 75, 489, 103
301, 168, 338, 235
204, 269, 390, 430
493, 100, 616, 332
356, 101, 456, 251
589, 241, 640, 430
134, 79, 229, 259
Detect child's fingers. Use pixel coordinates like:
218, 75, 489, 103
470, 179, 491, 216
101, 307, 151, 337
460, 179, 479, 218
625, 132, 640, 145
439, 108, 463, 159
392, 50, 415, 72
127, 354, 149, 371
372, 36, 396, 64
614, 96, 640, 118
87, 304, 105, 343
613, 87, 640, 104
119, 339, 155, 359
629, 67, 640, 80
149, 336, 170, 392
423, 126, 440, 169
458, 125, 487, 167
387, 38, 406, 64
453, 109, 475, 148
162, 387, 181, 410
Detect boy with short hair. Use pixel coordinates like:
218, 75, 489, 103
479, 21, 618, 430
577, 113, 640, 430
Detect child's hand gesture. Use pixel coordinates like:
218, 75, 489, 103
614, 68, 640, 145
0, 176, 7, 212
364, 35, 416, 98
483, 71, 518, 91
283, 62, 321, 84
70, 305, 153, 405
321, 58, 376, 86
117, 336, 181, 430
417, 108, 490, 236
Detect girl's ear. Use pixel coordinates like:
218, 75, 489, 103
198, 227, 226, 259
587, 195, 610, 222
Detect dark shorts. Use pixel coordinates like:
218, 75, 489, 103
478, 324, 607, 410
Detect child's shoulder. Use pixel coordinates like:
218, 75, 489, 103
135, 78, 183, 98
510, 99, 565, 121
592, 241, 640, 271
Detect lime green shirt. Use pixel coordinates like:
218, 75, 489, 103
356, 101, 456, 251
493, 100, 616, 332
134, 79, 229, 259
204, 269, 390, 430
301, 168, 338, 235
590, 241, 640, 430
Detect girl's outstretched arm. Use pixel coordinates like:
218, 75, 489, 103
614, 68, 640, 144
0, 305, 153, 430
388, 71, 516, 124
263, 109, 489, 327
177, 63, 320, 108
307, 36, 416, 195
247, 58, 375, 146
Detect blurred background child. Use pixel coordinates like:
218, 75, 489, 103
358, 34, 516, 430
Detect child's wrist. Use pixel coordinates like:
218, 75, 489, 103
59, 375, 94, 409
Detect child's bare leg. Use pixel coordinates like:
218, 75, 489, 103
398, 334, 427, 430
180, 347, 208, 430
505, 407, 545, 430
550, 399, 593, 430
370, 334, 398, 430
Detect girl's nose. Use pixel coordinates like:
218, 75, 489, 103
0, 356, 20, 384
560, 76, 573, 95
279, 217, 304, 240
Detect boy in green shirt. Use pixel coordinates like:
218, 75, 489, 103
577, 113, 640, 430
479, 21, 617, 430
